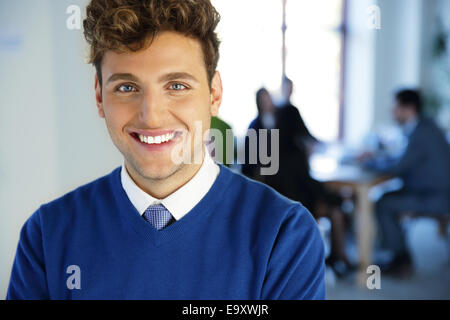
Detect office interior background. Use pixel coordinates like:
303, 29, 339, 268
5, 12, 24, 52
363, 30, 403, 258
1, 0, 450, 299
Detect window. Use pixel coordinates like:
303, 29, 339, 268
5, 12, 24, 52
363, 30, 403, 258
285, 0, 344, 141
212, 0, 283, 136
212, 0, 344, 141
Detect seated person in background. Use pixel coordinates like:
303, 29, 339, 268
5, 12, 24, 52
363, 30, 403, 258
363, 89, 450, 275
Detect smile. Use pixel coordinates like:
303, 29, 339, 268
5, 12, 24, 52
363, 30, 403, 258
138, 132, 176, 144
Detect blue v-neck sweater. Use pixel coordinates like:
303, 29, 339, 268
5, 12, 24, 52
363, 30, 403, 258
7, 165, 325, 300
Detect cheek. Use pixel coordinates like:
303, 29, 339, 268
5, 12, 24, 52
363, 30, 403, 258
171, 95, 210, 125
186, 106, 211, 133
103, 98, 137, 129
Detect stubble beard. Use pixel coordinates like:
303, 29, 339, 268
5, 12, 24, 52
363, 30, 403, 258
125, 151, 186, 182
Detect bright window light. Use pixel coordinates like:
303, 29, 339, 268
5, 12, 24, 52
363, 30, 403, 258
212, 0, 283, 136
286, 0, 343, 141
212, 0, 343, 141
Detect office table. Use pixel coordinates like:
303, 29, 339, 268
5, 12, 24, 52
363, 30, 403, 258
309, 150, 390, 287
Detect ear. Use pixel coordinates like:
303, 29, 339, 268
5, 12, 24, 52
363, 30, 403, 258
95, 73, 105, 118
209, 71, 223, 117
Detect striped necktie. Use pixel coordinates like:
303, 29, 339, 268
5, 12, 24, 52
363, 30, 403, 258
143, 204, 174, 230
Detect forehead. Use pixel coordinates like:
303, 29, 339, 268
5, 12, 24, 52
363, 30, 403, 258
101, 31, 207, 82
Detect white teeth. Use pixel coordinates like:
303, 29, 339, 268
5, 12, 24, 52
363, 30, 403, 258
138, 132, 176, 145
164, 133, 171, 142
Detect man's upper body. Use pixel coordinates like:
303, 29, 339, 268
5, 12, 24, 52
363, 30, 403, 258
366, 89, 450, 212
381, 116, 450, 195
7, 153, 325, 300
7, 0, 326, 300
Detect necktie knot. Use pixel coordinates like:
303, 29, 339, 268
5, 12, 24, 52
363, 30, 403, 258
143, 204, 174, 230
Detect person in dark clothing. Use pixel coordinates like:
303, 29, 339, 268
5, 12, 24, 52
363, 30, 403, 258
365, 89, 450, 275
263, 77, 352, 274
242, 87, 276, 182
278, 76, 319, 150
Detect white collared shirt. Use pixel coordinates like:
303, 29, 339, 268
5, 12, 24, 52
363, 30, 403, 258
120, 150, 220, 220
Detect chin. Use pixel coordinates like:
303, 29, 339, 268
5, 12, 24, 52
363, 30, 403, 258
139, 162, 183, 181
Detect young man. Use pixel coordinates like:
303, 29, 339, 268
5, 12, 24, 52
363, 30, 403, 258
7, 0, 325, 299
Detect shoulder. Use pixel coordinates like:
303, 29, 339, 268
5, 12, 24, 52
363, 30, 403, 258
417, 117, 440, 134
278, 104, 299, 115
226, 164, 326, 299
415, 117, 447, 144
276, 105, 302, 126
14, 167, 120, 257
221, 165, 316, 227
36, 167, 121, 225
248, 117, 262, 130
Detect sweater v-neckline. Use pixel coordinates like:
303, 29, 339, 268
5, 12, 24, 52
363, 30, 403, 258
110, 164, 232, 247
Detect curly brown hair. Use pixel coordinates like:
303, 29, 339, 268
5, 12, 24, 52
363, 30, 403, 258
83, 0, 221, 86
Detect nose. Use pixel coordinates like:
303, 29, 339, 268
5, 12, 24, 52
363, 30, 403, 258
139, 90, 165, 128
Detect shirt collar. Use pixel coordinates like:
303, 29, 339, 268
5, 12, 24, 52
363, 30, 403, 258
120, 149, 220, 221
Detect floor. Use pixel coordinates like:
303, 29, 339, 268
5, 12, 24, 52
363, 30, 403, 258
325, 217, 450, 299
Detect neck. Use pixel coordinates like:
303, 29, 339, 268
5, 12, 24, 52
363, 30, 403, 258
403, 114, 418, 125
124, 152, 204, 199
280, 97, 290, 106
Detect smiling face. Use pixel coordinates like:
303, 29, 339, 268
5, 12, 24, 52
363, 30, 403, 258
95, 31, 222, 192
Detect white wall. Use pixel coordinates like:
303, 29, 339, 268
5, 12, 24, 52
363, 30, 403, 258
372, 0, 423, 129
48, 0, 122, 191
420, 0, 450, 130
344, 0, 425, 144
0, 0, 121, 299
343, 0, 377, 145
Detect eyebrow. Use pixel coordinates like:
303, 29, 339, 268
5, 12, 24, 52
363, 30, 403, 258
106, 73, 140, 85
158, 72, 199, 83
106, 72, 199, 85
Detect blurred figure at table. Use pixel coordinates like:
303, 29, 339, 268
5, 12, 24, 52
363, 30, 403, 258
265, 79, 353, 276
242, 85, 353, 276
242, 87, 276, 182
362, 89, 450, 275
